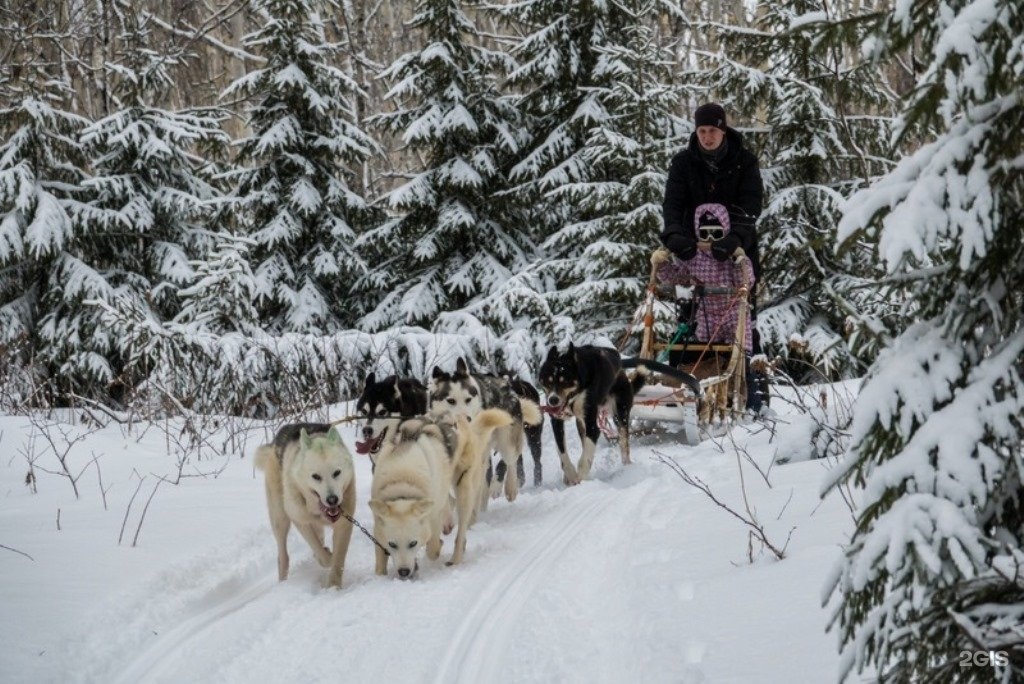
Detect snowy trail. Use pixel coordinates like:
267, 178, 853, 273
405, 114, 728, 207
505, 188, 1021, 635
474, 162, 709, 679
61, 526, 288, 684
434, 490, 611, 683
72, 465, 658, 683
113, 572, 277, 684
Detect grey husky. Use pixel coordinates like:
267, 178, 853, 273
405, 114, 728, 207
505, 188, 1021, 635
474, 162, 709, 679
428, 358, 542, 504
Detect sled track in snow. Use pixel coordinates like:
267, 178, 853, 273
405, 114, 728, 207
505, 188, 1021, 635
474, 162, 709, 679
112, 572, 277, 684
433, 490, 610, 683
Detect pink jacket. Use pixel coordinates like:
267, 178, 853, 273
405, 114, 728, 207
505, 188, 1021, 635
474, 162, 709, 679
656, 203, 755, 351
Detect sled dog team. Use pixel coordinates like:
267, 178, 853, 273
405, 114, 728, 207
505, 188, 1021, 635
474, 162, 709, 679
256, 345, 665, 588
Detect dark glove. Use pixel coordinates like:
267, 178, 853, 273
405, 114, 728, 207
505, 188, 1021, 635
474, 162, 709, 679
662, 230, 697, 261
711, 232, 741, 261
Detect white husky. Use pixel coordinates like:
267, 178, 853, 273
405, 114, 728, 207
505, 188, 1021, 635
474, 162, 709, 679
255, 424, 356, 588
369, 409, 512, 579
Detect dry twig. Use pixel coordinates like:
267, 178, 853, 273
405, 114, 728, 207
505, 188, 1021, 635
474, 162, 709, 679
655, 451, 792, 561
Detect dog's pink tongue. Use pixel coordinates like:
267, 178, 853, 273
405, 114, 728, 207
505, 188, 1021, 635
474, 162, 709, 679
355, 432, 385, 455
543, 404, 569, 419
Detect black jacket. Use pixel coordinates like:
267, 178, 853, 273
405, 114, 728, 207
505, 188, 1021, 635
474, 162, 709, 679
661, 128, 764, 278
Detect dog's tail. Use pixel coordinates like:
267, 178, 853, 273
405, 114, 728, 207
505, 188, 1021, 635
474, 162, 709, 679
519, 398, 542, 427
621, 357, 701, 397
629, 367, 649, 395
254, 444, 276, 472
471, 408, 515, 445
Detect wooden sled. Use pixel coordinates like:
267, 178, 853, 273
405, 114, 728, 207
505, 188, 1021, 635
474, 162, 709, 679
632, 243, 753, 444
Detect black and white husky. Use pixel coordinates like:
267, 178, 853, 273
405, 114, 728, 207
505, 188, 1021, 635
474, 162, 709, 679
539, 344, 700, 484
354, 373, 428, 466
428, 358, 542, 504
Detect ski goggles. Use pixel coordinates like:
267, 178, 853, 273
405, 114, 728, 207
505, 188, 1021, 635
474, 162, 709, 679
698, 225, 725, 241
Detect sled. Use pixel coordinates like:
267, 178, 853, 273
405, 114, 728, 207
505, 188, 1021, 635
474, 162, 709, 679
630, 243, 753, 444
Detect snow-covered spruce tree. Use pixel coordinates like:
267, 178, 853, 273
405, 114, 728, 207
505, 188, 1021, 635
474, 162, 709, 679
357, 0, 531, 332
224, 0, 379, 334
173, 231, 260, 336
825, 0, 1024, 680
37, 5, 229, 401
540, 4, 688, 340
137, 230, 262, 414
0, 92, 90, 400
495, 0, 607, 248
496, 0, 685, 340
685, 0, 901, 379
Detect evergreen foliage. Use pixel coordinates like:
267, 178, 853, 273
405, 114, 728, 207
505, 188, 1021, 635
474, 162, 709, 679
498, 0, 686, 342
497, 0, 606, 245
357, 0, 530, 337
541, 2, 687, 341
0, 95, 90, 393
224, 0, 379, 334
96, 292, 486, 417
826, 0, 1024, 679
173, 231, 260, 336
0, 99, 85, 337
40, 6, 229, 400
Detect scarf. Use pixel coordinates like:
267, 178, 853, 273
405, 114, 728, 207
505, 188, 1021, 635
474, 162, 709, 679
699, 138, 729, 174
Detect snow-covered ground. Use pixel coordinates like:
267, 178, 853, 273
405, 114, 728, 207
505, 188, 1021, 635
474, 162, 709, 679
1, 383, 859, 683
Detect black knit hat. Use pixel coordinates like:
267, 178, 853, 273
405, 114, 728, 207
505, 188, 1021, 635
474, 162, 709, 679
698, 209, 721, 227
694, 103, 727, 131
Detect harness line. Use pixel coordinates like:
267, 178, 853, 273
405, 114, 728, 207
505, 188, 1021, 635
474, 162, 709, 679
329, 411, 408, 427
340, 510, 390, 557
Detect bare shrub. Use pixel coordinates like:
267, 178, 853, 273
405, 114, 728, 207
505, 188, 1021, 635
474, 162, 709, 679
654, 450, 794, 562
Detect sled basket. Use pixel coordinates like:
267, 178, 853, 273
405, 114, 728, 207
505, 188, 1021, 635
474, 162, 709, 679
633, 243, 753, 440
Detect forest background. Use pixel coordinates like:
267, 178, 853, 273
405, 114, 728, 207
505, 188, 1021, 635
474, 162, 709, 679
1, 0, 909, 416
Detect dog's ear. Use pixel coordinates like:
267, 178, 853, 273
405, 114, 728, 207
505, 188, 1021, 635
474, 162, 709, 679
368, 499, 389, 517
432, 365, 446, 380
544, 345, 558, 363
455, 358, 469, 378
411, 499, 433, 518
364, 372, 375, 389
567, 341, 575, 356
326, 426, 342, 444
300, 428, 312, 449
